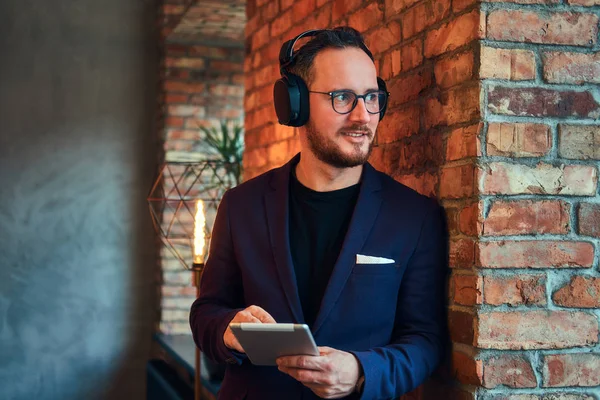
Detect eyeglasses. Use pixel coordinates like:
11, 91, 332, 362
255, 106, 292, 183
308, 89, 389, 115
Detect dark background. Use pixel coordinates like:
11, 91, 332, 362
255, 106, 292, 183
0, 1, 160, 399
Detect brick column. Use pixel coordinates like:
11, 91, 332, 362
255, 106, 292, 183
157, 0, 245, 335
244, 0, 599, 398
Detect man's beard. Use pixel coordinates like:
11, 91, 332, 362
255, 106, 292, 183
305, 121, 374, 168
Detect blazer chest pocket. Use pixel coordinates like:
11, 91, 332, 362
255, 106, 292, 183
351, 262, 400, 276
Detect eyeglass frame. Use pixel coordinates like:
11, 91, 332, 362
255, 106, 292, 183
308, 89, 390, 115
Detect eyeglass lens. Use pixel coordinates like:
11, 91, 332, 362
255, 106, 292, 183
332, 91, 387, 114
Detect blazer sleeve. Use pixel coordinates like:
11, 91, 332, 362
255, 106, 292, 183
351, 201, 448, 399
189, 190, 247, 364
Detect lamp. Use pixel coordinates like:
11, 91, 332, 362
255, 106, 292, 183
147, 160, 237, 400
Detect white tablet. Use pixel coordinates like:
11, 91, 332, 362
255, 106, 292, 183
229, 323, 319, 366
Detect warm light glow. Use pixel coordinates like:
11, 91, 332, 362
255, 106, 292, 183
193, 200, 206, 264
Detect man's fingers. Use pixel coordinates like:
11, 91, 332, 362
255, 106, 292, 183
278, 367, 332, 385
277, 355, 324, 371
247, 305, 276, 323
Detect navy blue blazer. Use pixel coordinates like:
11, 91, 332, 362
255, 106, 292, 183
190, 154, 447, 400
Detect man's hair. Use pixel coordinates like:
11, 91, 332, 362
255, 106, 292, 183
288, 26, 373, 88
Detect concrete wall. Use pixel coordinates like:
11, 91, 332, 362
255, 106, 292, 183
0, 1, 159, 399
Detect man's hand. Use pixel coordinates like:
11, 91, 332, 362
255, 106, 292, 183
276, 346, 361, 399
223, 305, 276, 353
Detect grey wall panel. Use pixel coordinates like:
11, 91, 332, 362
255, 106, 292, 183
0, 1, 160, 399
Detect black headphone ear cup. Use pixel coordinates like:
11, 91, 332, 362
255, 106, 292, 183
377, 77, 388, 121
273, 72, 309, 127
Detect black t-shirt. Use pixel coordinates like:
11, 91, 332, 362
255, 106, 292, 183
289, 166, 360, 328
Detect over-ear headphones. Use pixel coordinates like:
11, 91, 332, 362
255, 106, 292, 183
273, 29, 389, 127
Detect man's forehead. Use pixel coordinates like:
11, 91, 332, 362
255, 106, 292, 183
311, 47, 378, 89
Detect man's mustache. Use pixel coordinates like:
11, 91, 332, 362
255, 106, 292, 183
339, 125, 373, 135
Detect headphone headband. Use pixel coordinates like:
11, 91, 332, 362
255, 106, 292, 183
279, 29, 323, 69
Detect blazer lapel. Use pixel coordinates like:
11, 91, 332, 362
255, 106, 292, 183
312, 163, 383, 335
264, 154, 304, 323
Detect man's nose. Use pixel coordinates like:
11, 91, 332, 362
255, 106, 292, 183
348, 98, 371, 124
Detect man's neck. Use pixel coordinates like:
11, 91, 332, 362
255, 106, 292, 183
295, 152, 363, 192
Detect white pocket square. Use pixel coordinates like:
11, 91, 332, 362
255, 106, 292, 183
356, 254, 395, 264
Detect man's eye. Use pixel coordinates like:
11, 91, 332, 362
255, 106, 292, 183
365, 93, 378, 103
333, 92, 352, 103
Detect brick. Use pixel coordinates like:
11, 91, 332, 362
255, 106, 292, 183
435, 49, 475, 89
450, 238, 476, 268
188, 46, 230, 59
332, 0, 363, 22
543, 353, 600, 387
280, 0, 294, 11
162, 285, 197, 297
480, 46, 536, 80
165, 69, 190, 80
484, 274, 546, 306
567, 0, 600, 4
167, 130, 201, 141
440, 164, 476, 199
293, 0, 316, 23
483, 200, 570, 236
210, 60, 243, 72
488, 86, 600, 118
164, 270, 193, 285
385, 0, 421, 18
459, 202, 481, 236
164, 82, 205, 93
425, 10, 482, 58
480, 162, 597, 196
270, 9, 292, 37
252, 24, 270, 50
165, 116, 185, 128
304, 2, 332, 29
487, 123, 551, 157
379, 49, 401, 80
165, 94, 189, 104
388, 68, 433, 107
168, 105, 205, 118
543, 52, 600, 84
483, 354, 537, 388
446, 124, 481, 162
162, 309, 191, 322
478, 311, 599, 349
449, 310, 476, 345
348, 3, 383, 33
261, 0, 279, 22
488, 10, 598, 46
453, 0, 478, 12
402, 0, 451, 39
452, 274, 483, 305
579, 203, 600, 237
165, 57, 205, 69
398, 133, 444, 171
558, 125, 600, 160
394, 171, 438, 197
452, 351, 483, 385
477, 240, 594, 269
424, 84, 480, 129
377, 105, 420, 143
209, 84, 244, 97
553, 276, 600, 308
401, 39, 423, 72
365, 21, 402, 55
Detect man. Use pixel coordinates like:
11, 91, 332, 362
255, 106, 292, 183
190, 27, 447, 399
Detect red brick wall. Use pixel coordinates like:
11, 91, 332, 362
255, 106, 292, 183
243, 0, 600, 398
158, 1, 245, 335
